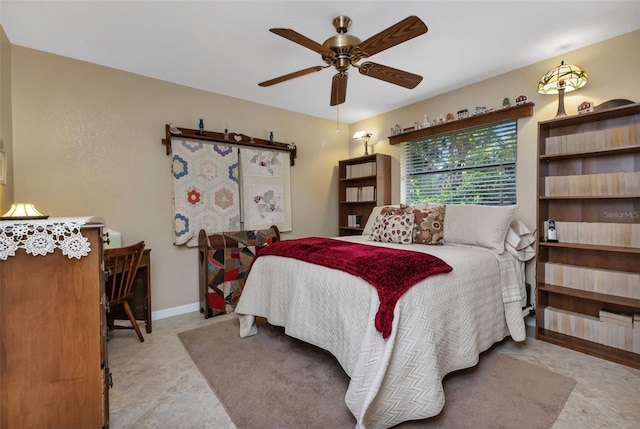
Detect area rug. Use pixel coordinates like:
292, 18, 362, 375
178, 317, 576, 429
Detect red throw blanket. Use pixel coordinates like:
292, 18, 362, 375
254, 237, 453, 339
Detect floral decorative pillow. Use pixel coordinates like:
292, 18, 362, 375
379, 204, 412, 216
412, 205, 445, 245
369, 212, 415, 245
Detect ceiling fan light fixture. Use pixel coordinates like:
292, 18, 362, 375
333, 16, 352, 34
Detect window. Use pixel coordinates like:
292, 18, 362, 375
400, 119, 517, 206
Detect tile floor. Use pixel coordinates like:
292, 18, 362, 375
107, 312, 640, 429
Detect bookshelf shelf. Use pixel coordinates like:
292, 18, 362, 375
536, 329, 640, 369
539, 242, 640, 254
338, 154, 391, 236
540, 144, 640, 160
536, 103, 640, 368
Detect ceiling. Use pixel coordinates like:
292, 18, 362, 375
1, 1, 639, 124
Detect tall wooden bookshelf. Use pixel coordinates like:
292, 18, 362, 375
338, 154, 391, 236
535, 103, 640, 369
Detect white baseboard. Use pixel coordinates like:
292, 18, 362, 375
152, 302, 200, 321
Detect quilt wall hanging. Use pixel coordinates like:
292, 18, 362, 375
172, 139, 241, 247
171, 139, 292, 247
240, 149, 292, 231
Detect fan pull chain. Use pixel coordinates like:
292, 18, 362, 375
335, 104, 340, 133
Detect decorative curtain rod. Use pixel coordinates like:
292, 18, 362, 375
162, 124, 297, 166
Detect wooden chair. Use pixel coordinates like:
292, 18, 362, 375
105, 241, 146, 342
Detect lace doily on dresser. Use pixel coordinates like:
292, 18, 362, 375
0, 217, 94, 260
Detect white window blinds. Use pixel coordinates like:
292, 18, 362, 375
400, 119, 517, 205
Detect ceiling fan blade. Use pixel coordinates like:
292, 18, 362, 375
330, 72, 348, 106
358, 62, 423, 89
259, 66, 326, 87
270, 28, 330, 55
356, 16, 428, 58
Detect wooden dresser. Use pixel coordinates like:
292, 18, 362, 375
0, 222, 109, 428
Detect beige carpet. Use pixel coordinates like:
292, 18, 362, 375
178, 317, 576, 429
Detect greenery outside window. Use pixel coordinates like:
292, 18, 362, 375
400, 119, 517, 206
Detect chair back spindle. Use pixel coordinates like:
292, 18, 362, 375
104, 241, 146, 342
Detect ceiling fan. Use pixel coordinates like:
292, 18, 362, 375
258, 15, 428, 106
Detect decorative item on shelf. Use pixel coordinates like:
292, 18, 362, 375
168, 123, 182, 134
352, 131, 373, 156
445, 113, 454, 122
502, 97, 511, 108
0, 203, 48, 220
234, 134, 243, 142
456, 109, 469, 120
515, 94, 528, 105
224, 128, 229, 140
269, 131, 275, 145
287, 142, 296, 150
394, 124, 401, 135
537, 61, 588, 117
474, 106, 486, 115
594, 99, 635, 112
422, 114, 430, 128
437, 114, 445, 124
198, 119, 206, 136
402, 126, 415, 133
578, 101, 594, 115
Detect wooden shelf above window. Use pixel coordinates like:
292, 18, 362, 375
388, 102, 535, 145
162, 124, 297, 166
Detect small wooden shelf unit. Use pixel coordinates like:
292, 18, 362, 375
535, 103, 640, 369
338, 154, 391, 236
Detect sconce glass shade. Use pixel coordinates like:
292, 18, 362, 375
352, 131, 373, 155
538, 61, 588, 117
0, 203, 48, 220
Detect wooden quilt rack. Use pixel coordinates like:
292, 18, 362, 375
162, 124, 297, 166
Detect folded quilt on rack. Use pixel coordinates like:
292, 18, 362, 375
254, 237, 453, 338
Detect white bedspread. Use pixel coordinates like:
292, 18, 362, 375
235, 236, 526, 429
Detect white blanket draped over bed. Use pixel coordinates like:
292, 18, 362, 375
236, 236, 527, 429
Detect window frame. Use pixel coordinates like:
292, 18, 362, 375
400, 118, 519, 206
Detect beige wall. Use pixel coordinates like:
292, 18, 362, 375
0, 26, 13, 211
7, 29, 639, 314
10, 46, 350, 313
350, 30, 640, 287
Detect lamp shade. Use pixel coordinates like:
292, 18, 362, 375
352, 131, 373, 156
537, 61, 588, 95
1, 203, 47, 220
352, 131, 372, 140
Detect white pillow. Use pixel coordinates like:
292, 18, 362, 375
368, 212, 415, 245
443, 204, 518, 253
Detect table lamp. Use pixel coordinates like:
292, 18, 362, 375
0, 203, 48, 220
537, 61, 588, 118
352, 131, 373, 156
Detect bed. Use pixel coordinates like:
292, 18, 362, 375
235, 203, 535, 429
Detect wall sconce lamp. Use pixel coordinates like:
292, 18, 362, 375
537, 61, 588, 118
352, 131, 373, 156
0, 203, 48, 220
